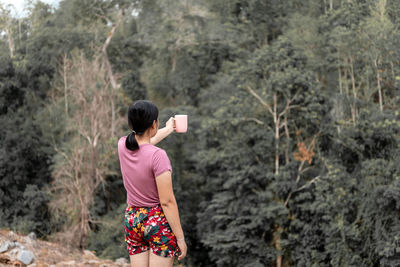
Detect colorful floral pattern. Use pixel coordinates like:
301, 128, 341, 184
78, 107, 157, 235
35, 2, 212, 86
124, 204, 179, 257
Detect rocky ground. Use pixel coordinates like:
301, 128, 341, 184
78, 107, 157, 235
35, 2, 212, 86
0, 229, 130, 267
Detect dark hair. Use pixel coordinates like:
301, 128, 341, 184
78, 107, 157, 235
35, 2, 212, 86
125, 100, 159, 151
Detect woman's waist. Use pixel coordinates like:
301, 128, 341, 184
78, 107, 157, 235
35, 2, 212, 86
126, 202, 161, 212
125, 203, 164, 218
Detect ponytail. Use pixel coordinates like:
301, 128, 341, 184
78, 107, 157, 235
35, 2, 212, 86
125, 100, 159, 151
125, 132, 139, 151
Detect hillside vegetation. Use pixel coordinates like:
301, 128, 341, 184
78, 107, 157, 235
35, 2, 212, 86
1, 0, 400, 266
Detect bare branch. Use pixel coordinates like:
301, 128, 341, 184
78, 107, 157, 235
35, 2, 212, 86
294, 176, 321, 193
278, 91, 300, 119
284, 176, 321, 207
245, 86, 273, 115
241, 117, 265, 125
102, 8, 124, 90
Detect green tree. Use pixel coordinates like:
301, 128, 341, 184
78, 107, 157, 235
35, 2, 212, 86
196, 36, 327, 266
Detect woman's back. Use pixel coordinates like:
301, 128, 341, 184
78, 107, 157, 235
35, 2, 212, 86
118, 136, 172, 207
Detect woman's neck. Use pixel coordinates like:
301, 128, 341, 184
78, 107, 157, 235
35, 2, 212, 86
135, 134, 151, 145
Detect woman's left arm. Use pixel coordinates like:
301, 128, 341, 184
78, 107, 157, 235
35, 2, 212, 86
151, 117, 175, 145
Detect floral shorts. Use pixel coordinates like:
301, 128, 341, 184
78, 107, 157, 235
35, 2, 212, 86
124, 204, 179, 258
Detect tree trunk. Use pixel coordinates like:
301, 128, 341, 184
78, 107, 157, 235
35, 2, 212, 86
274, 226, 282, 267
349, 56, 357, 124
284, 114, 290, 165
373, 57, 383, 112
390, 60, 395, 81
343, 67, 349, 96
6, 27, 14, 58
111, 97, 116, 137
102, 8, 124, 90
63, 54, 69, 116
102, 9, 124, 137
172, 50, 177, 72
338, 66, 343, 95
273, 92, 282, 267
349, 56, 356, 99
274, 92, 279, 176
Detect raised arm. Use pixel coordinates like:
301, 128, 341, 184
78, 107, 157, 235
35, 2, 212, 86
156, 171, 187, 260
151, 117, 175, 145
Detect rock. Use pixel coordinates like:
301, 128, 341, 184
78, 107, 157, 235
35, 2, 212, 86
115, 258, 128, 264
7, 247, 20, 260
7, 248, 20, 260
14, 242, 25, 250
57, 260, 76, 266
17, 249, 35, 265
0, 241, 17, 253
10, 242, 17, 249
8, 231, 17, 241
0, 242, 10, 253
28, 232, 37, 240
27, 263, 37, 267
24, 236, 39, 248
83, 249, 96, 258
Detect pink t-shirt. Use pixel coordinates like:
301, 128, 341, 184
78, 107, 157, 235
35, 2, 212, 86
118, 136, 173, 207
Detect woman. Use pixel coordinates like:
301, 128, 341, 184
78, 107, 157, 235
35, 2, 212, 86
117, 100, 187, 267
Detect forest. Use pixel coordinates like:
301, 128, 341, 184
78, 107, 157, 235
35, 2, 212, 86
1, 0, 400, 266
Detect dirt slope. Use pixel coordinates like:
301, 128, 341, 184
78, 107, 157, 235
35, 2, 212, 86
0, 229, 129, 267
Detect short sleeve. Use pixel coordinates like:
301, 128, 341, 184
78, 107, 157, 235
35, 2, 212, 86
152, 149, 173, 177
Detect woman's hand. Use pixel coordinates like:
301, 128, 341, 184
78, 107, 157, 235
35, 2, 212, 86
165, 117, 175, 133
177, 238, 187, 261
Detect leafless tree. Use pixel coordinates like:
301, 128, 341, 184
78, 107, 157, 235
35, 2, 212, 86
49, 52, 125, 249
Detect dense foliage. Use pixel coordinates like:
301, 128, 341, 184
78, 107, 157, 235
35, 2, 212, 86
1, 0, 400, 266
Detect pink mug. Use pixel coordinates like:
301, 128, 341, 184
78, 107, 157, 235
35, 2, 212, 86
175, 115, 188, 133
